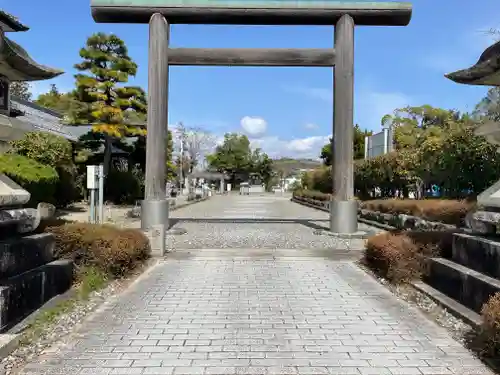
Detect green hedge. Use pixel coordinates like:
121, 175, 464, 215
9, 131, 82, 207
0, 154, 58, 205
303, 127, 500, 199
104, 169, 144, 204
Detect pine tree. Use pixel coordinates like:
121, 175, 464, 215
70, 33, 147, 175
10, 81, 32, 100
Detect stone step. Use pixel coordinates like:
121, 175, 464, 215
412, 281, 482, 328
424, 257, 500, 314
452, 232, 500, 279
0, 259, 73, 332
0, 233, 55, 279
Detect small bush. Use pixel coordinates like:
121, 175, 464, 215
45, 222, 150, 278
55, 163, 82, 207
364, 231, 444, 283
361, 199, 474, 225
293, 189, 331, 201
480, 293, 500, 357
364, 232, 420, 283
0, 153, 58, 205
9, 131, 73, 166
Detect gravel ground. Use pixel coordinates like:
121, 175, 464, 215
166, 194, 383, 251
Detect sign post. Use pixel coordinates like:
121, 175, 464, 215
87, 165, 105, 224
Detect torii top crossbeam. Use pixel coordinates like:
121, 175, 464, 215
91, 0, 412, 26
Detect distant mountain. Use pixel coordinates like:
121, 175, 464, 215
272, 158, 321, 176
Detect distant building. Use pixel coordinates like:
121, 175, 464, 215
364, 127, 394, 159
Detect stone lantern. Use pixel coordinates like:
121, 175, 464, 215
0, 10, 72, 332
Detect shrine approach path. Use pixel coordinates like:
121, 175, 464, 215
18, 194, 493, 375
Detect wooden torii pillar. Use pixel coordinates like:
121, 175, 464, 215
91, 0, 412, 237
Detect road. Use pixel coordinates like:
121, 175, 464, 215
17, 194, 492, 375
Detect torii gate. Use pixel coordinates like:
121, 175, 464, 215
91, 0, 412, 236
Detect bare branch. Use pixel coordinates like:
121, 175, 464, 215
175, 124, 217, 171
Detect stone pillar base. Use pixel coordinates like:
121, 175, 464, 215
141, 199, 169, 257
329, 200, 358, 234
141, 199, 169, 230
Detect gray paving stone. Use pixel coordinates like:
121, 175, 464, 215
16, 195, 495, 375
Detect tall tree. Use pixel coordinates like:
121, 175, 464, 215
251, 148, 274, 189
381, 105, 463, 150
320, 124, 371, 165
70, 33, 147, 175
10, 81, 32, 100
474, 87, 500, 122
207, 133, 252, 183
35, 84, 81, 115
206, 133, 272, 185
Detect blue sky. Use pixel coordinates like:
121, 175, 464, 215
6, 0, 500, 158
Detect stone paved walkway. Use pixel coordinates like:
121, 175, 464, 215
18, 195, 493, 375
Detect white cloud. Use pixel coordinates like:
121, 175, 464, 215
240, 116, 267, 137
251, 135, 330, 159
304, 123, 318, 130
203, 132, 330, 160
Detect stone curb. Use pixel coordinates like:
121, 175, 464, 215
411, 281, 482, 329
290, 197, 396, 232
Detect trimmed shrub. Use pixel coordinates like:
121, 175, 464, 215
45, 222, 150, 278
296, 188, 474, 225
9, 131, 73, 166
364, 232, 421, 283
293, 189, 330, 201
364, 231, 444, 283
8, 132, 87, 207
0, 153, 58, 205
361, 199, 474, 225
480, 292, 500, 357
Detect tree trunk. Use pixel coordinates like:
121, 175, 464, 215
103, 134, 113, 177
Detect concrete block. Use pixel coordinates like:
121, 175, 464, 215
0, 233, 54, 279
0, 259, 73, 332
424, 257, 500, 314
452, 233, 500, 279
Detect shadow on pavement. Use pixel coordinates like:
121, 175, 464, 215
168, 217, 329, 231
